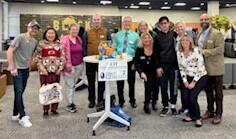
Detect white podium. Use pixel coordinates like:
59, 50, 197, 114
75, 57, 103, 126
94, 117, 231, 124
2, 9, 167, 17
84, 55, 131, 136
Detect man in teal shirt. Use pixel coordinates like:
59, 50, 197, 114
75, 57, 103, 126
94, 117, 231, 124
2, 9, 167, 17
113, 16, 140, 108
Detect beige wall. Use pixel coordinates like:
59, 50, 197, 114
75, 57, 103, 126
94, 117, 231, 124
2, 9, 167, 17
6, 3, 236, 38
220, 7, 236, 22
0, 1, 2, 51
8, 3, 204, 37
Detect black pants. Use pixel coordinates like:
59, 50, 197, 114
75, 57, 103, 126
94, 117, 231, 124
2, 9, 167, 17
12, 69, 29, 119
117, 61, 136, 104
205, 75, 224, 116
159, 64, 177, 107
144, 72, 159, 105
86, 63, 105, 103
181, 75, 207, 119
178, 71, 188, 110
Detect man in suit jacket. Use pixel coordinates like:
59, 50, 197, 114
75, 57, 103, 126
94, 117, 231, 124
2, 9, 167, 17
196, 13, 224, 125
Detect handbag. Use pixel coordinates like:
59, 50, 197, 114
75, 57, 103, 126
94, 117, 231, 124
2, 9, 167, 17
39, 83, 63, 105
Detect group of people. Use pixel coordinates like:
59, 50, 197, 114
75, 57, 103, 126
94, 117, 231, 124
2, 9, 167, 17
7, 13, 224, 129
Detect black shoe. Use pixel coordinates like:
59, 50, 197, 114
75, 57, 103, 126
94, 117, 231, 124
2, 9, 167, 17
71, 103, 77, 108
144, 105, 151, 114
119, 103, 124, 108
75, 84, 88, 91
171, 108, 178, 116
152, 103, 158, 111
88, 102, 95, 108
67, 104, 77, 113
51, 111, 59, 115
160, 107, 168, 117
130, 102, 137, 108
43, 112, 49, 117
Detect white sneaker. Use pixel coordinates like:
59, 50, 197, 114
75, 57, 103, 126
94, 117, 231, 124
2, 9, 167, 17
12, 115, 30, 121
19, 116, 32, 128
12, 114, 20, 121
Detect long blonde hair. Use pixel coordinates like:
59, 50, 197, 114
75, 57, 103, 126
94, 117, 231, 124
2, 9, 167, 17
178, 33, 195, 52
139, 32, 154, 48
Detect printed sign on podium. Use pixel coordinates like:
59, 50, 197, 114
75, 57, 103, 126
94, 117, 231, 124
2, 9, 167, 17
98, 59, 128, 81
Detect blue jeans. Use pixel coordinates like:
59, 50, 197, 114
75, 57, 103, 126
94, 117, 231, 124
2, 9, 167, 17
12, 69, 29, 119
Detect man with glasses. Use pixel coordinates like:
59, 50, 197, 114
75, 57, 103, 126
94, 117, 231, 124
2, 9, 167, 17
113, 16, 139, 108
7, 20, 40, 127
196, 13, 224, 125
154, 16, 178, 117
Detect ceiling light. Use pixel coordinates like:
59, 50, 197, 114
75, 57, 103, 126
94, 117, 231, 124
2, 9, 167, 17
138, 1, 150, 6
191, 7, 201, 10
148, 6, 152, 9
130, 5, 140, 9
161, 6, 171, 10
131, 3, 134, 6
124, 6, 128, 8
41, 0, 45, 3
73, 1, 76, 4
200, 3, 204, 6
100, 0, 112, 5
46, 0, 59, 2
174, 2, 186, 6
164, 2, 168, 5
225, 4, 236, 7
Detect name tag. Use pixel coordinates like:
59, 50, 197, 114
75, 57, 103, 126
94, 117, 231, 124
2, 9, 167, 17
100, 35, 105, 39
140, 56, 145, 60
129, 41, 134, 44
207, 40, 213, 43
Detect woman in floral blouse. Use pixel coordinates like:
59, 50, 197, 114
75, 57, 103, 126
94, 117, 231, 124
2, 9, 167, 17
34, 27, 65, 117
177, 34, 207, 127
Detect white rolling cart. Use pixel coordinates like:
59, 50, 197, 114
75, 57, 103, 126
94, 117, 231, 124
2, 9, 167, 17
83, 55, 132, 136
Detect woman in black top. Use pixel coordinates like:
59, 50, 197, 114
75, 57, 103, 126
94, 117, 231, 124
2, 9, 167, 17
134, 32, 158, 114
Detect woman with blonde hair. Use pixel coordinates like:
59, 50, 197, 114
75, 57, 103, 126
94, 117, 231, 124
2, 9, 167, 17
60, 23, 84, 113
134, 32, 158, 114
177, 34, 207, 127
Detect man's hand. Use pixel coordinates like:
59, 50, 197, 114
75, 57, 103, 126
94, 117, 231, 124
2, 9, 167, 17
198, 47, 204, 55
10, 68, 18, 76
131, 64, 135, 71
141, 72, 147, 82
156, 68, 164, 77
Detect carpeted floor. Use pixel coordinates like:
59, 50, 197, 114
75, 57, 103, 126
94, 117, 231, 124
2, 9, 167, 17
0, 71, 236, 139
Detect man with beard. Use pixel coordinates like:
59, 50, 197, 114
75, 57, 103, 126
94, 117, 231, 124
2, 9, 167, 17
196, 13, 224, 124
83, 15, 111, 108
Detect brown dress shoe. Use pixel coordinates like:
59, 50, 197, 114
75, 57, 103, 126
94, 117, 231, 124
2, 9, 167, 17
202, 111, 214, 119
212, 115, 222, 125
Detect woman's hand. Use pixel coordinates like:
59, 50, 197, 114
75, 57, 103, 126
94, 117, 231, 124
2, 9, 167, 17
184, 82, 189, 88
39, 65, 48, 75
141, 72, 147, 82
156, 68, 164, 77
56, 69, 61, 75
188, 81, 196, 89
